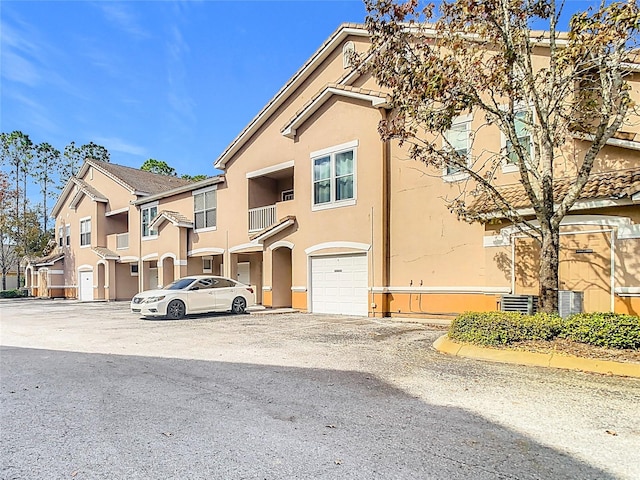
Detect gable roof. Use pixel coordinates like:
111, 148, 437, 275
470, 167, 640, 217
213, 23, 369, 170
69, 178, 108, 209
85, 160, 193, 196
52, 159, 196, 217
150, 210, 194, 229
281, 83, 391, 139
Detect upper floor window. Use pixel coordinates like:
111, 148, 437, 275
311, 140, 357, 210
58, 226, 64, 247
141, 204, 158, 238
66, 225, 70, 246
504, 109, 533, 169
80, 218, 91, 247
443, 115, 472, 179
193, 188, 217, 231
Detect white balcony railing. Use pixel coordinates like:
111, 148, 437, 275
248, 205, 276, 233
116, 233, 129, 249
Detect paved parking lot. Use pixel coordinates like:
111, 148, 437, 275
1, 299, 639, 479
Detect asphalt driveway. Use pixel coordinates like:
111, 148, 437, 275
1, 299, 639, 479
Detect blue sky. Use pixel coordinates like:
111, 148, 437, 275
1, 0, 603, 179
1, 0, 368, 178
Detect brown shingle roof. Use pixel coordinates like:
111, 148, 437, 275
150, 210, 193, 229
89, 160, 193, 196
471, 168, 640, 215
72, 178, 108, 202
92, 246, 119, 260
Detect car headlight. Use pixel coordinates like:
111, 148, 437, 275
144, 295, 166, 303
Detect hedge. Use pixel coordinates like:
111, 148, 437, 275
449, 311, 640, 350
0, 289, 27, 299
559, 313, 640, 350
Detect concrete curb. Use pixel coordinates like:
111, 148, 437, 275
433, 334, 640, 378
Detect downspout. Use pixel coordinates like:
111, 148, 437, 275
137, 204, 143, 293
380, 107, 391, 317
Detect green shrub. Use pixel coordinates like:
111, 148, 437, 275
449, 311, 563, 346
0, 289, 27, 299
559, 313, 640, 350
448, 311, 640, 350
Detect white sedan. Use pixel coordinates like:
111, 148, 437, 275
131, 275, 256, 319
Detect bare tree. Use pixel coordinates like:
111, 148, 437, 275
361, 0, 639, 312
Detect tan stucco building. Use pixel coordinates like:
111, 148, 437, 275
27, 24, 640, 317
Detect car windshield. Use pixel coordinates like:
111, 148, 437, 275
165, 278, 196, 290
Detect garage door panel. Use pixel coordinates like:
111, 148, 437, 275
311, 254, 368, 316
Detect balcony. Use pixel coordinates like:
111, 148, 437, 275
116, 233, 129, 249
249, 205, 276, 233
107, 232, 130, 252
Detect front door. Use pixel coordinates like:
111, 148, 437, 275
237, 262, 250, 285
79, 271, 94, 301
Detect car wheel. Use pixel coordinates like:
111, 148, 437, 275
166, 299, 186, 319
231, 296, 247, 314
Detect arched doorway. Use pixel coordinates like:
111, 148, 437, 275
272, 246, 292, 308
162, 255, 175, 288
97, 263, 106, 300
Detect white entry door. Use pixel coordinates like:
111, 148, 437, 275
310, 254, 368, 316
237, 262, 250, 285
79, 271, 94, 302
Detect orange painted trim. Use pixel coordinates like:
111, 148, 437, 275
262, 290, 273, 308
292, 291, 307, 311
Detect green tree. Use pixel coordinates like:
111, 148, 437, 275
60, 141, 110, 188
181, 174, 208, 182
34, 143, 61, 233
0, 172, 19, 290
140, 158, 177, 176
361, 0, 639, 313
0, 131, 34, 287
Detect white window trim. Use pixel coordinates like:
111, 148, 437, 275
65, 224, 71, 247
192, 187, 217, 233
130, 264, 139, 276
79, 217, 91, 248
500, 104, 534, 174
140, 201, 159, 240
442, 113, 473, 182
311, 140, 358, 212
281, 189, 294, 201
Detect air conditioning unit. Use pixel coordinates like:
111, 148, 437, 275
558, 290, 583, 318
500, 295, 539, 314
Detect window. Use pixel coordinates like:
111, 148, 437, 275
505, 109, 532, 165
58, 226, 64, 247
65, 225, 70, 246
194, 189, 217, 231
80, 219, 91, 247
130, 264, 139, 276
194, 278, 214, 290
213, 278, 235, 288
281, 189, 294, 201
444, 117, 472, 177
312, 141, 356, 210
141, 204, 158, 238
203, 257, 213, 273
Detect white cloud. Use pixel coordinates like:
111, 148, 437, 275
93, 136, 148, 157
97, 3, 150, 38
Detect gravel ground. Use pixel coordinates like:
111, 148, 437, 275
1, 299, 639, 479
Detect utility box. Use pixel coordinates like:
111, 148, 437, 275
500, 295, 539, 315
558, 290, 583, 318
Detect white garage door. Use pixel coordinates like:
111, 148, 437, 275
79, 271, 94, 302
310, 254, 368, 316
